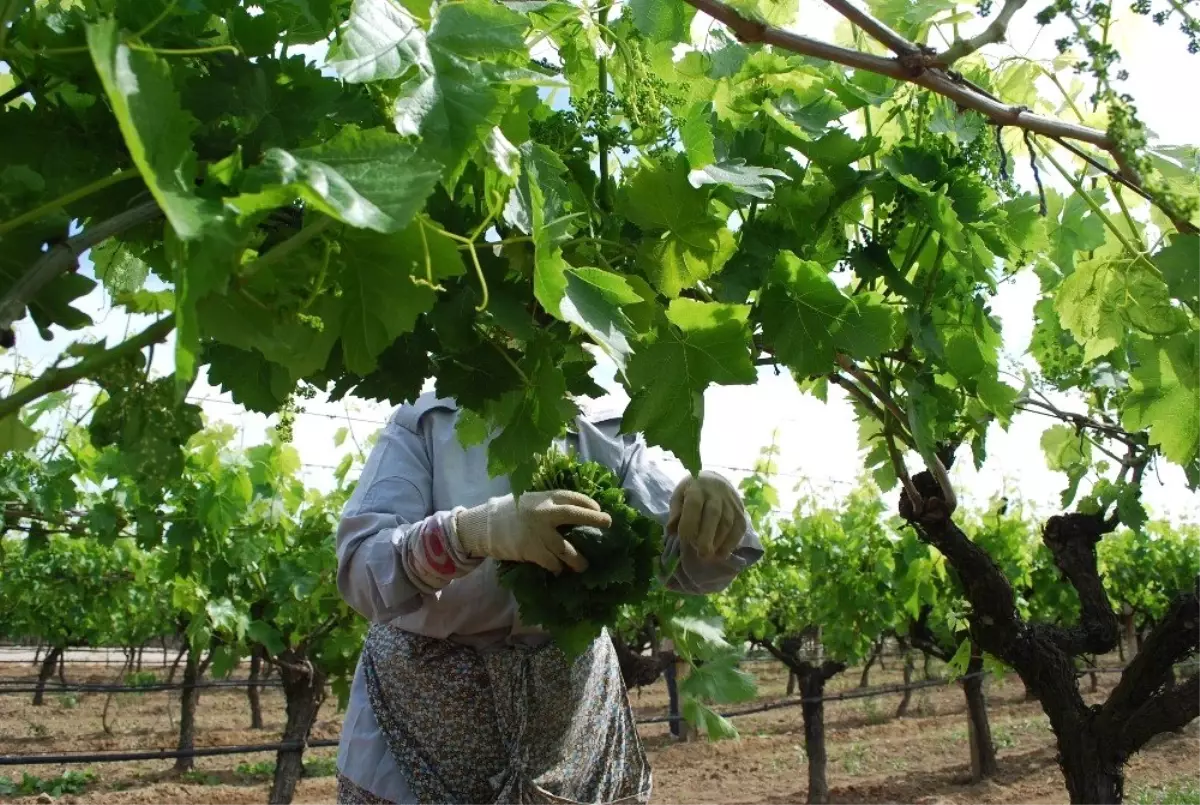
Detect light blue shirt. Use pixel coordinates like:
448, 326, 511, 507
334, 393, 763, 801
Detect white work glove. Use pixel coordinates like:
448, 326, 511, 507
667, 470, 747, 560
452, 490, 611, 573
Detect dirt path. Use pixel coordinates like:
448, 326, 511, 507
1, 660, 1195, 804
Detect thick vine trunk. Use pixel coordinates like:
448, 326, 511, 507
796, 660, 845, 805
962, 651, 997, 781
248, 647, 265, 729
787, 671, 797, 696
1058, 727, 1124, 803
33, 645, 62, 705
174, 649, 201, 772
895, 644, 915, 718
269, 653, 328, 805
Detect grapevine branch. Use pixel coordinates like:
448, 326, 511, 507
677, 0, 1185, 218
934, 0, 1031, 65
0, 315, 176, 420
0, 200, 163, 337
682, 0, 1107, 143
1097, 580, 1200, 753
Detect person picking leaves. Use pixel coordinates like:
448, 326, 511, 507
334, 392, 762, 804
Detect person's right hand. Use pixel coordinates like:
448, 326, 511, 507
452, 490, 611, 573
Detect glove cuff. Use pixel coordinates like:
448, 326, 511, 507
452, 501, 492, 559
401, 509, 482, 594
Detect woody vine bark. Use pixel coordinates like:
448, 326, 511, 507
897, 461, 1198, 803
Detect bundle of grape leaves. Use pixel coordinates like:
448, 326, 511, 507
496, 450, 663, 656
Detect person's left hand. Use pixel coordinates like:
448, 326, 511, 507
667, 470, 747, 560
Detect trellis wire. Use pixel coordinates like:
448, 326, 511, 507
0, 671, 989, 766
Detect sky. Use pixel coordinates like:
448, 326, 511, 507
2, 0, 1197, 525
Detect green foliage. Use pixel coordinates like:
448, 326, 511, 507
497, 450, 662, 656
0, 771, 95, 797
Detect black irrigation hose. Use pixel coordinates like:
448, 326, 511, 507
4, 662, 1194, 766
0, 679, 284, 694
0, 673, 991, 766
0, 740, 342, 766
638, 671, 990, 725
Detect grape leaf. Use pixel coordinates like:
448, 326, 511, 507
1121, 333, 1200, 466
629, 0, 695, 41
621, 155, 735, 297
485, 350, 576, 489
1056, 254, 1186, 362
1041, 424, 1091, 507
0, 415, 37, 454
91, 240, 150, 295
1153, 234, 1198, 306
86, 19, 210, 240
240, 126, 441, 234
688, 160, 789, 200
759, 252, 897, 376
622, 299, 756, 472
1045, 190, 1107, 273
503, 143, 578, 315
325, 0, 431, 82
680, 102, 717, 168
390, 0, 531, 180
333, 224, 465, 373
559, 267, 640, 373
682, 697, 738, 740
204, 344, 293, 414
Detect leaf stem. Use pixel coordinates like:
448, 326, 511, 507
134, 0, 179, 38
126, 43, 239, 56
0, 168, 141, 237
0, 315, 176, 420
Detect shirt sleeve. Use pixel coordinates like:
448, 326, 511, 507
603, 425, 765, 595
335, 418, 478, 623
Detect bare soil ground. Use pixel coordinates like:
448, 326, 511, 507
0, 658, 1195, 804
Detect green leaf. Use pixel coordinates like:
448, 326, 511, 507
680, 102, 717, 168
247, 620, 287, 655
455, 407, 491, 449
1041, 423, 1091, 506
1153, 234, 1198, 306
1056, 254, 1185, 362
681, 697, 738, 740
333, 224, 465, 373
204, 345, 293, 414
390, 0, 531, 180
622, 155, 735, 297
629, 0, 695, 41
679, 653, 756, 703
325, 0, 431, 82
759, 253, 897, 376
1121, 333, 1200, 466
503, 143, 578, 316
0, 415, 37, 454
91, 240, 150, 295
86, 19, 209, 240
559, 267, 639, 373
623, 299, 756, 472
688, 160, 789, 200
725, 0, 797, 26
114, 290, 175, 315
484, 346, 576, 487
242, 127, 441, 234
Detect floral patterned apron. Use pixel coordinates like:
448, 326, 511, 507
344, 622, 651, 805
